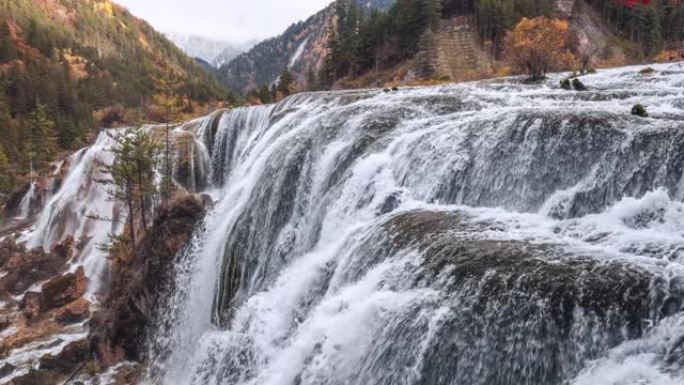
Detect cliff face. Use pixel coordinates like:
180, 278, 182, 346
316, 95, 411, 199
90, 193, 207, 366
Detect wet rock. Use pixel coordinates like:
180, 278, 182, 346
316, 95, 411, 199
41, 267, 87, 310
370, 210, 672, 385
8, 368, 62, 385
90, 193, 206, 365
39, 339, 89, 374
0, 238, 71, 296
2, 183, 31, 220
21, 292, 44, 320
50, 236, 76, 261
55, 298, 91, 324
0, 316, 10, 331
0, 363, 15, 377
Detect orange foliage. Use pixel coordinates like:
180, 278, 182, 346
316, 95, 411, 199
505, 17, 575, 80
653, 49, 684, 63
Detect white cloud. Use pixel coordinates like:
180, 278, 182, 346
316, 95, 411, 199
116, 0, 331, 43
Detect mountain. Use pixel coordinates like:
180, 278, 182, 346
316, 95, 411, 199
0, 0, 229, 196
218, 0, 397, 94
168, 34, 255, 68
221, 0, 684, 95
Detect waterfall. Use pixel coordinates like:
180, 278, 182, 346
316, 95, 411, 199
15, 181, 35, 220
140, 62, 684, 385
8, 62, 684, 385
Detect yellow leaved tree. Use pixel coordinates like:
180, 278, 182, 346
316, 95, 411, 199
505, 17, 575, 81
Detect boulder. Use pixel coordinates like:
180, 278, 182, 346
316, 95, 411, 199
20, 292, 44, 320
0, 238, 72, 296
39, 339, 89, 374
55, 298, 91, 324
41, 267, 87, 310
50, 236, 76, 261
7, 368, 61, 385
0, 363, 16, 377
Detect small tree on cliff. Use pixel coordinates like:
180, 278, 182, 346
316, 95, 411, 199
153, 70, 184, 205
96, 129, 158, 248
505, 17, 574, 81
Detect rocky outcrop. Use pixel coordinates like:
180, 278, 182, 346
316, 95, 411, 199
0, 236, 75, 298
90, 193, 206, 366
435, 18, 492, 81
40, 267, 87, 310
38, 339, 89, 375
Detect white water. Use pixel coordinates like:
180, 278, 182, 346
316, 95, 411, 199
9, 62, 684, 384
140, 62, 684, 385
288, 37, 310, 69
15, 182, 36, 220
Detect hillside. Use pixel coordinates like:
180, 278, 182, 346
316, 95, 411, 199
0, 0, 230, 196
222, 0, 684, 96
218, 0, 396, 94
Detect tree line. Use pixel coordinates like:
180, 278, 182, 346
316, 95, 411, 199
309, 0, 682, 90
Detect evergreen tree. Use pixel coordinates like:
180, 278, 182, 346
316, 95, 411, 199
277, 68, 295, 97
153, 70, 184, 204
415, 29, 439, 79
0, 144, 12, 195
26, 100, 55, 170
257, 84, 273, 103
96, 129, 158, 248
306, 67, 318, 91
0, 22, 17, 62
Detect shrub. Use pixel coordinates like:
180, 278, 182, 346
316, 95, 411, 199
560, 78, 572, 90
505, 17, 575, 81
631, 104, 648, 117
639, 67, 655, 75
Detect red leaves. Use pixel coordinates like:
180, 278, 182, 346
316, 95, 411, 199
612, 0, 652, 7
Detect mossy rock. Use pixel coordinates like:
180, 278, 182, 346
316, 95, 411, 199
572, 78, 587, 91
639, 67, 655, 75
632, 104, 649, 117
559, 78, 572, 90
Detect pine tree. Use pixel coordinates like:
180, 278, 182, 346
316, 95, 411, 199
0, 22, 17, 62
277, 68, 295, 97
257, 84, 272, 103
0, 144, 12, 195
26, 100, 55, 171
306, 67, 318, 91
415, 29, 438, 79
153, 70, 184, 205
96, 129, 158, 248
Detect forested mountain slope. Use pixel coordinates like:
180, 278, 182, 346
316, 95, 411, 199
0, 0, 229, 196
224, 0, 683, 97
218, 0, 396, 94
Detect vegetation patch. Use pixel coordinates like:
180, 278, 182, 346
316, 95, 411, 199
631, 104, 649, 117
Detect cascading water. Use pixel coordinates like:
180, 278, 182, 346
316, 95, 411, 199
138, 62, 684, 385
8, 63, 683, 384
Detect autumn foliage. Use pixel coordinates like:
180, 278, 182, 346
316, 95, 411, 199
505, 17, 575, 81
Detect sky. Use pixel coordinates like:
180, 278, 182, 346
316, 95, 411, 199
116, 0, 332, 43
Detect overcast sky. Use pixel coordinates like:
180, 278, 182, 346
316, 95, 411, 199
116, 0, 332, 43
